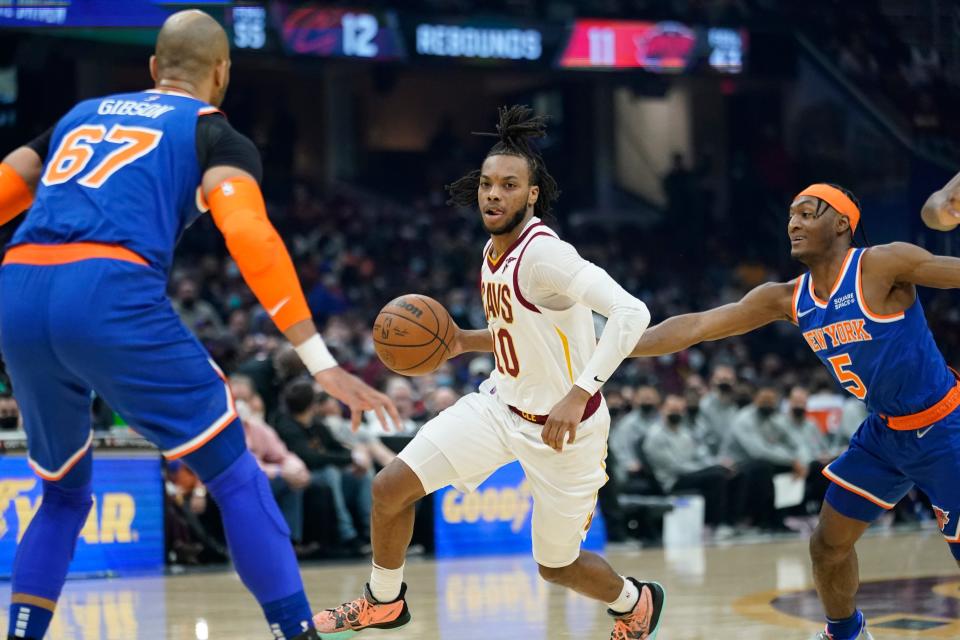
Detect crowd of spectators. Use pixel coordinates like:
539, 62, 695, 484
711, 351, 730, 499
3, 0, 958, 560
0, 164, 954, 559
778, 0, 960, 156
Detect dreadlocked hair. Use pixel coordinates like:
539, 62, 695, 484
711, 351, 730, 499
820, 183, 869, 246
825, 183, 861, 212
446, 105, 560, 220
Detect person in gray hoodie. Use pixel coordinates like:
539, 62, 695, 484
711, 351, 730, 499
784, 386, 833, 513
643, 394, 734, 532
720, 385, 808, 530
698, 364, 739, 455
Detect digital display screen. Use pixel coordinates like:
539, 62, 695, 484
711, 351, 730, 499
274, 4, 406, 61
414, 21, 543, 62
0, 1, 230, 28
559, 19, 746, 73
230, 4, 268, 50
433, 461, 605, 559
1, 5, 748, 76
0, 454, 164, 577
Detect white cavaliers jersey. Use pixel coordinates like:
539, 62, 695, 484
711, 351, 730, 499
480, 220, 598, 414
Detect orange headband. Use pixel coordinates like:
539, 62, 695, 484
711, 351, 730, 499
795, 184, 860, 232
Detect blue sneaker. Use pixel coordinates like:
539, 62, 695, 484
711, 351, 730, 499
811, 625, 874, 639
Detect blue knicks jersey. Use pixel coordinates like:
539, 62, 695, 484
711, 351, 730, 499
11, 90, 216, 273
794, 247, 954, 417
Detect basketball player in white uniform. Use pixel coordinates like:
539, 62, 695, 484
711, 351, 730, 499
314, 106, 666, 640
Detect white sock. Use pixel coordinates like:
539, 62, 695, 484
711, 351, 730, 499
607, 576, 640, 615
369, 562, 404, 602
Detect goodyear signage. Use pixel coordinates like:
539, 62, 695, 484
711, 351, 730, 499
0, 579, 164, 640
0, 454, 163, 577
434, 461, 605, 558
436, 557, 601, 639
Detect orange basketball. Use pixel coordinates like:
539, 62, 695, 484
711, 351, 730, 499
372, 294, 455, 376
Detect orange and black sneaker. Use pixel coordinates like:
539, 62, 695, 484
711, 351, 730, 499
608, 578, 666, 640
313, 583, 411, 639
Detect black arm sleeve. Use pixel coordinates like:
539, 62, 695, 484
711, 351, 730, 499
195, 113, 263, 184
25, 127, 53, 160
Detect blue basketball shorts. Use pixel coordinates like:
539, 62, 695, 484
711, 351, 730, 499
0, 259, 237, 481
824, 410, 960, 559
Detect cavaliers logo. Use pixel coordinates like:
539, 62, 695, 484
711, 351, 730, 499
634, 21, 696, 73
934, 505, 951, 532
282, 7, 343, 56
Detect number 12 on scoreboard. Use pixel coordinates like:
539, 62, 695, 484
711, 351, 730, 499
342, 13, 379, 58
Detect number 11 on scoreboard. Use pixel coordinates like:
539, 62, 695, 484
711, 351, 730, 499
587, 27, 616, 66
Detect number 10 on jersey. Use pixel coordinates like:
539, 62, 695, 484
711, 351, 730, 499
492, 327, 520, 377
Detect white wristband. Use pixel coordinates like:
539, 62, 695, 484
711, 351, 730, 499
295, 334, 338, 375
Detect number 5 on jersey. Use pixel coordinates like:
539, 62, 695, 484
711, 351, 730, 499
42, 124, 163, 189
828, 353, 867, 399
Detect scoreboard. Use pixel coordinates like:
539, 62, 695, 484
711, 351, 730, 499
0, 1, 230, 28
273, 5, 405, 60
559, 19, 745, 73
1, 3, 749, 74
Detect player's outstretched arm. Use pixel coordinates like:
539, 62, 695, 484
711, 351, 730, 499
449, 327, 493, 357
630, 281, 796, 357
864, 241, 960, 290
921, 170, 960, 231
0, 146, 43, 227
202, 165, 400, 431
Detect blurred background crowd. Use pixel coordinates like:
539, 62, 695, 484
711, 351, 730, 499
1, 0, 958, 563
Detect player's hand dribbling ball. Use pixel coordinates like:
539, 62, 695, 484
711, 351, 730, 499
373, 294, 455, 376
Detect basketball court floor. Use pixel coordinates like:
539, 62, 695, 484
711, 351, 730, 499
1, 527, 957, 639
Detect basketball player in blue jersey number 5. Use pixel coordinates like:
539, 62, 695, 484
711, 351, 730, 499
0, 10, 398, 640
631, 181, 960, 640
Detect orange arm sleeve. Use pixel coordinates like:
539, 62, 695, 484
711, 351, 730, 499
207, 175, 312, 332
0, 163, 33, 226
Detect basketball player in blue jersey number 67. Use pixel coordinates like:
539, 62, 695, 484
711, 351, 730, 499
0, 10, 398, 640
630, 181, 960, 640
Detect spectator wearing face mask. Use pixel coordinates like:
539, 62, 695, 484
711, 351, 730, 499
721, 386, 807, 531
835, 396, 867, 454
698, 365, 738, 455
783, 386, 832, 513
424, 386, 458, 420
275, 378, 372, 555
319, 393, 398, 469
642, 395, 735, 536
722, 386, 808, 475
229, 374, 315, 552
363, 376, 422, 435
733, 381, 757, 409
237, 345, 308, 421
609, 385, 661, 484
171, 276, 225, 343
785, 386, 830, 463
683, 387, 708, 446
605, 388, 630, 425
597, 387, 630, 541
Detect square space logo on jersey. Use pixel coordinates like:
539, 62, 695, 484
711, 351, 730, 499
833, 292, 855, 311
